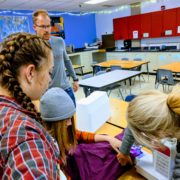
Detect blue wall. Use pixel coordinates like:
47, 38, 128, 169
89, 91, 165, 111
0, 10, 97, 48
62, 14, 97, 48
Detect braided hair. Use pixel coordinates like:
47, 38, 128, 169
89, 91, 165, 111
0, 32, 52, 125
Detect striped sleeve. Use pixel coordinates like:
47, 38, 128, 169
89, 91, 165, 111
76, 130, 95, 143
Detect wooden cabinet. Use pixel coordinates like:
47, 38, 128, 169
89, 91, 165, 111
176, 8, 180, 36
113, 7, 180, 40
141, 13, 151, 38
113, 18, 121, 40
128, 15, 141, 39
162, 8, 176, 37
113, 17, 128, 40
151, 11, 163, 38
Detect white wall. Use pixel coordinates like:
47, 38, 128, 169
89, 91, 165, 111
95, 0, 180, 48
95, 7, 131, 39
141, 0, 180, 14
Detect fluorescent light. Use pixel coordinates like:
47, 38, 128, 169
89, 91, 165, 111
84, 0, 109, 5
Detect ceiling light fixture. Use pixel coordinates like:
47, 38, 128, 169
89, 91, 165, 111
84, 0, 109, 5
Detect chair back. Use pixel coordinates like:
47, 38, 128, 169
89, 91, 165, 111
110, 65, 122, 71
93, 65, 103, 74
96, 70, 106, 76
133, 58, 142, 71
82, 74, 93, 80
82, 74, 93, 97
121, 58, 129, 61
125, 94, 137, 102
133, 58, 142, 61
156, 69, 174, 86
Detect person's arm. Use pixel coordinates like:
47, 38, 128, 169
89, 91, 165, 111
94, 134, 121, 153
3, 139, 59, 179
62, 39, 79, 92
76, 130, 121, 153
117, 128, 135, 166
120, 128, 135, 154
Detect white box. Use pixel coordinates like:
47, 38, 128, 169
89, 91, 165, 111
76, 91, 111, 132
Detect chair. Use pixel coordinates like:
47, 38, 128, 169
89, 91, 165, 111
96, 70, 124, 99
110, 65, 122, 71
155, 69, 175, 92
125, 94, 137, 102
96, 70, 107, 76
133, 58, 145, 86
93, 65, 103, 75
110, 65, 127, 94
121, 57, 129, 61
82, 74, 94, 97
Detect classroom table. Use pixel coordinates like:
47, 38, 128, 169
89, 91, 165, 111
93, 60, 150, 79
66, 65, 84, 76
107, 98, 128, 128
158, 62, 180, 73
79, 70, 141, 94
73, 64, 84, 75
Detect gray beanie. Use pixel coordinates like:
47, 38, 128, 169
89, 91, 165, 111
40, 87, 76, 122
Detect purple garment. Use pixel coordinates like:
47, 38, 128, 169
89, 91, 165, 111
67, 132, 142, 180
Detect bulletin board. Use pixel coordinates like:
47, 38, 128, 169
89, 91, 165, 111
50, 16, 65, 39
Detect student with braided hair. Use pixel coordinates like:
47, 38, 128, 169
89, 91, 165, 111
0, 32, 60, 179
117, 87, 180, 179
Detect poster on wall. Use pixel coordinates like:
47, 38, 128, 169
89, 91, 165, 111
0, 16, 30, 41
50, 16, 65, 39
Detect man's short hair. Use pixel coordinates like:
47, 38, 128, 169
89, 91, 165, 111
32, 9, 49, 24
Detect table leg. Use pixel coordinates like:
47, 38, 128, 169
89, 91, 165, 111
147, 63, 149, 81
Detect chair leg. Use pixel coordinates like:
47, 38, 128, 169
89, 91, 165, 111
118, 88, 124, 100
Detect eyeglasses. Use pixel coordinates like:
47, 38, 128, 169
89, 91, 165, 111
35, 24, 51, 29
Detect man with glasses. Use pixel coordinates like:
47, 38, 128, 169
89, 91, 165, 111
32, 9, 79, 105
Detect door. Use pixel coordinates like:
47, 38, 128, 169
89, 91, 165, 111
128, 15, 141, 39
162, 8, 176, 37
151, 11, 163, 38
141, 13, 151, 38
176, 7, 180, 36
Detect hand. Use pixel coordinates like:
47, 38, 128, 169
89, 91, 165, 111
116, 152, 133, 166
107, 136, 122, 153
72, 81, 79, 92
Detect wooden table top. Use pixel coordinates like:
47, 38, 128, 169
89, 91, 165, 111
107, 98, 128, 129
96, 60, 149, 69
159, 62, 180, 73
72, 64, 84, 69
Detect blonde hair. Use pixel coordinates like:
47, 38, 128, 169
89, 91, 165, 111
44, 117, 77, 165
127, 89, 180, 149
32, 9, 49, 24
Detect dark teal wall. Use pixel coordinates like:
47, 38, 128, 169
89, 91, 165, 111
0, 10, 97, 48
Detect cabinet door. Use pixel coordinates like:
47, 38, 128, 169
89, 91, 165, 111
162, 8, 176, 37
141, 13, 151, 38
119, 17, 129, 39
176, 7, 180, 36
128, 15, 141, 39
113, 18, 121, 40
151, 11, 163, 38
113, 17, 130, 40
